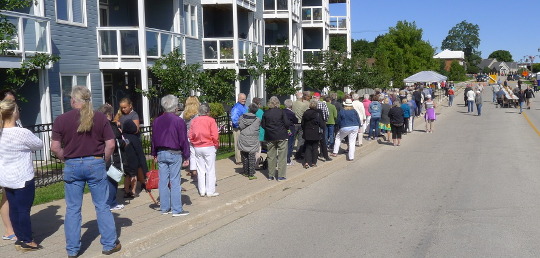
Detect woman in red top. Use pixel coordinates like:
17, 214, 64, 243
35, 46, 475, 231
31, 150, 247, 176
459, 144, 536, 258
448, 87, 455, 107
188, 104, 219, 197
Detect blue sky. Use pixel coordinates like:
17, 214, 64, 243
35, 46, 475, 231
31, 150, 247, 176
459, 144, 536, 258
331, 0, 540, 63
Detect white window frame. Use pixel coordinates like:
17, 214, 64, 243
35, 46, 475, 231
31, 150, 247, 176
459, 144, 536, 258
59, 74, 91, 113
55, 0, 87, 27
183, 4, 198, 38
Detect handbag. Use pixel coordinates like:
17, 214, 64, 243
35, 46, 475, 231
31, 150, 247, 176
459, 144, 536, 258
145, 161, 159, 190
107, 139, 124, 182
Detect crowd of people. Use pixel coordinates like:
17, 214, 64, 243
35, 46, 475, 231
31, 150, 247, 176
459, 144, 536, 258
0, 83, 446, 255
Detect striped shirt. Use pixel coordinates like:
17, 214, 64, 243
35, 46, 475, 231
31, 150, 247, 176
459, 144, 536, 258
0, 127, 42, 189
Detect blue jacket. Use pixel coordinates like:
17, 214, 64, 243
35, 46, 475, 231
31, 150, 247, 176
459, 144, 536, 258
369, 101, 382, 118
337, 109, 360, 128
231, 102, 247, 128
401, 103, 411, 118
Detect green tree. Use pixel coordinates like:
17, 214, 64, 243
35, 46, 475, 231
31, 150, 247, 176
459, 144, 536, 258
198, 68, 239, 105
147, 49, 201, 98
351, 56, 391, 90
532, 63, 540, 73
448, 60, 466, 81
245, 47, 299, 97
329, 36, 347, 53
373, 21, 438, 86
351, 39, 375, 58
323, 50, 356, 91
441, 20, 481, 73
488, 50, 513, 62
303, 54, 327, 91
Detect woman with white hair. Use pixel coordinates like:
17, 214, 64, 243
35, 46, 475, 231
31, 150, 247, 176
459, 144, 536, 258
189, 104, 219, 197
151, 95, 190, 216
424, 95, 436, 133
474, 90, 483, 116
261, 96, 291, 181
331, 99, 360, 161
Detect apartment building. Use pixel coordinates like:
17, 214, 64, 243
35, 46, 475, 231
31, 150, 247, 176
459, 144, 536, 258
1, 0, 350, 125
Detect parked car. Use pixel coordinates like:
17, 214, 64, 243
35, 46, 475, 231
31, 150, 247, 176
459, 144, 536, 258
507, 74, 520, 81
476, 74, 488, 82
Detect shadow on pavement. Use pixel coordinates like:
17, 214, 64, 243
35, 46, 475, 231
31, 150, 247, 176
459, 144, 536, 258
78, 213, 132, 255
32, 205, 63, 243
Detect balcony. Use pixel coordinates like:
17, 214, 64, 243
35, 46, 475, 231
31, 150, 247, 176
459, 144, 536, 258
97, 27, 185, 60
0, 11, 51, 57
301, 7, 324, 25
264, 0, 301, 19
329, 16, 347, 33
264, 45, 301, 65
203, 38, 259, 64
302, 49, 322, 64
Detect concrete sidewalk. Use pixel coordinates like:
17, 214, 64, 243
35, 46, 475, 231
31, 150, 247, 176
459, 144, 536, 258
0, 85, 468, 257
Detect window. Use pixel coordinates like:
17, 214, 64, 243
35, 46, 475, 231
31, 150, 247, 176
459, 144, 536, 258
56, 0, 86, 26
61, 74, 89, 113
183, 4, 197, 37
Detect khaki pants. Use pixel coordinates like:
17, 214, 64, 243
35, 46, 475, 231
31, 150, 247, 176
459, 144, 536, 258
266, 140, 287, 178
233, 128, 241, 163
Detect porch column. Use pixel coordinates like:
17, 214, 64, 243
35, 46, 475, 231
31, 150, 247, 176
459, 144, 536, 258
346, 0, 351, 58
138, 0, 150, 125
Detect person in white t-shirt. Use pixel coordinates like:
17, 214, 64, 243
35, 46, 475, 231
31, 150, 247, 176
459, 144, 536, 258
0, 99, 43, 251
466, 89, 476, 113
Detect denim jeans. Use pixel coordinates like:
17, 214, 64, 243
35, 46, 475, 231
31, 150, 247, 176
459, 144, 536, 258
369, 117, 381, 138
287, 133, 295, 163
467, 100, 474, 112
157, 150, 184, 214
448, 95, 454, 106
476, 103, 482, 116
5, 179, 35, 243
520, 101, 525, 113
64, 157, 117, 256
106, 176, 118, 208
325, 124, 335, 148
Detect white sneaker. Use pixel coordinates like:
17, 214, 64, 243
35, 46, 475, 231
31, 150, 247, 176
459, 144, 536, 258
287, 161, 294, 166
207, 193, 220, 197
200, 193, 206, 197
110, 204, 124, 211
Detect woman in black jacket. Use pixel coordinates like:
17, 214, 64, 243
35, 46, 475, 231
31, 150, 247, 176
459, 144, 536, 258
261, 96, 291, 181
301, 99, 325, 168
388, 102, 404, 147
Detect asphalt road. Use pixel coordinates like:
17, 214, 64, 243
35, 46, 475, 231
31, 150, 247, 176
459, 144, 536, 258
163, 85, 540, 258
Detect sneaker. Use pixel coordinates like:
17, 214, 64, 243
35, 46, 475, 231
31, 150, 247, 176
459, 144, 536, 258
172, 210, 190, 217
200, 193, 206, 197
277, 177, 287, 181
102, 242, 121, 255
161, 211, 171, 215
268, 177, 274, 181
207, 193, 220, 197
248, 176, 257, 180
287, 162, 294, 166
110, 204, 124, 211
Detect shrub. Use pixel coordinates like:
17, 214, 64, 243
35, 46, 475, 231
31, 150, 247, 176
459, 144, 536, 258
208, 102, 225, 118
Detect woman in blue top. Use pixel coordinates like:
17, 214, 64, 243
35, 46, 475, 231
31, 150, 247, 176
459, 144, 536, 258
400, 98, 411, 134
368, 95, 382, 140
331, 99, 360, 161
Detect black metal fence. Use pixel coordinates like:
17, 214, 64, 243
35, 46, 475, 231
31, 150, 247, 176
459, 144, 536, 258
25, 113, 233, 188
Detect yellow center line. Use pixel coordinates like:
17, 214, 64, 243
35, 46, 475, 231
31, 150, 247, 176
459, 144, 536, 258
522, 112, 540, 137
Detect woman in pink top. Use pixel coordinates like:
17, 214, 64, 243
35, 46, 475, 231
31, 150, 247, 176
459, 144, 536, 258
188, 104, 219, 197
362, 94, 372, 135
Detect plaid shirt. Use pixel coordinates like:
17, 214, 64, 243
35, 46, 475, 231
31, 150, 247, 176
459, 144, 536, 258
317, 100, 329, 122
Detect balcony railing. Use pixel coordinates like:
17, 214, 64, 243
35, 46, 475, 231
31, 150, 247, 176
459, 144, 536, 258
264, 45, 301, 65
97, 27, 185, 59
302, 49, 322, 64
329, 16, 347, 31
0, 11, 51, 57
301, 7, 323, 23
203, 38, 234, 63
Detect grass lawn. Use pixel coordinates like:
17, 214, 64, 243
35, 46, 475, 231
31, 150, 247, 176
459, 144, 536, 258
1, 150, 236, 206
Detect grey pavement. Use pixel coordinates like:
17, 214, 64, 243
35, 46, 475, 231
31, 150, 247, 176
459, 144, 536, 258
0, 83, 468, 257
164, 80, 540, 257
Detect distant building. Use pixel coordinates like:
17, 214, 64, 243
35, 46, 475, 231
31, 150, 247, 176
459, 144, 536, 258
477, 58, 518, 75
433, 49, 465, 71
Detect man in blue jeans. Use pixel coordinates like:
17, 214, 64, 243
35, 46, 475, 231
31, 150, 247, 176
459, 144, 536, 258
51, 86, 120, 257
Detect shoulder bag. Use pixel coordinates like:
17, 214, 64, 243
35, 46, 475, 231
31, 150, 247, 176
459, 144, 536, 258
107, 139, 124, 182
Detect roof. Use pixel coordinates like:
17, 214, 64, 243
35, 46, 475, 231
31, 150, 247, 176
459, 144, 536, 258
478, 59, 497, 69
403, 71, 448, 83
433, 49, 465, 59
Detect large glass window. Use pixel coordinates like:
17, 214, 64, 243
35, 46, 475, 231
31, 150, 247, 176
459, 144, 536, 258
61, 74, 89, 113
56, 0, 86, 25
183, 4, 197, 37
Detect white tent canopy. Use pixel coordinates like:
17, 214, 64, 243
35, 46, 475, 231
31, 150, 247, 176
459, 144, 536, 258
403, 71, 447, 83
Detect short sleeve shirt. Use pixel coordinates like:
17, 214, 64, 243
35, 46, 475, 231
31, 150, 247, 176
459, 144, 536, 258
119, 111, 139, 128
51, 110, 115, 159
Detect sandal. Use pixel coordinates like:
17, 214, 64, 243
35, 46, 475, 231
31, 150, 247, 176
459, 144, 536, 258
2, 234, 16, 240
